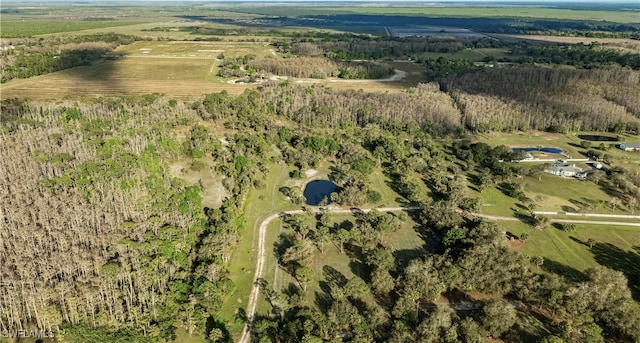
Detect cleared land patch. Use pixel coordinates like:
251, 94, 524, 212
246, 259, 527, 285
0, 44, 421, 100
502, 221, 640, 293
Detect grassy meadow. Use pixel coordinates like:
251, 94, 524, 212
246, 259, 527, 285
0, 39, 273, 99
0, 20, 146, 38
499, 220, 640, 294
0, 49, 417, 100
219, 162, 296, 338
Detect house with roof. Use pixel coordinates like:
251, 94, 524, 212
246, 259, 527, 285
544, 161, 584, 177
619, 143, 640, 152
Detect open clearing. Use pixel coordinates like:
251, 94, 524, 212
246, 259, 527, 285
502, 221, 639, 293
1, 46, 420, 100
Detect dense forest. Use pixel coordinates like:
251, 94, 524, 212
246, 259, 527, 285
0, 95, 272, 341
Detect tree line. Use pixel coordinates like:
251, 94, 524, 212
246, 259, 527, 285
442, 66, 640, 133
0, 33, 142, 82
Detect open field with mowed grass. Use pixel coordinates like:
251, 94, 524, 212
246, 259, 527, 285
219, 162, 297, 339
473, 131, 640, 216
115, 40, 275, 59
0, 57, 251, 100
476, 176, 640, 219
1, 39, 274, 100
478, 130, 640, 168
0, 46, 421, 100
0, 20, 145, 38
498, 220, 640, 295
477, 131, 583, 158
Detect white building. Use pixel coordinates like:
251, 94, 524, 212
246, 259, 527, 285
544, 161, 584, 177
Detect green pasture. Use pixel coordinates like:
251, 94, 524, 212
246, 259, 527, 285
477, 186, 519, 217
115, 40, 274, 59
0, 20, 143, 38
565, 132, 640, 170
219, 162, 297, 338
477, 131, 583, 158
475, 48, 512, 60
478, 131, 640, 166
522, 174, 632, 214
498, 221, 640, 291
476, 173, 640, 217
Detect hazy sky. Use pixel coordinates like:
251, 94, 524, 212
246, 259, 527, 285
5, 0, 640, 2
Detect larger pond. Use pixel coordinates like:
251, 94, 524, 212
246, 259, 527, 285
304, 180, 336, 206
577, 134, 619, 142
512, 147, 563, 154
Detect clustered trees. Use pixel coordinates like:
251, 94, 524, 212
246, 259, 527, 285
0, 95, 269, 341
246, 56, 394, 80
0, 33, 142, 82
445, 67, 640, 134
253, 124, 640, 342
258, 208, 640, 342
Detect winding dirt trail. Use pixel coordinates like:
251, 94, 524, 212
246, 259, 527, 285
238, 206, 638, 342
238, 206, 421, 343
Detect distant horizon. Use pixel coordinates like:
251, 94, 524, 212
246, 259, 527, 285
2, 0, 639, 3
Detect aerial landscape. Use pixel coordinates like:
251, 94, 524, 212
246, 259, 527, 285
1, 0, 640, 342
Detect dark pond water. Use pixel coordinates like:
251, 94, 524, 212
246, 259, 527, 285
512, 147, 563, 154
304, 180, 336, 206
577, 135, 619, 142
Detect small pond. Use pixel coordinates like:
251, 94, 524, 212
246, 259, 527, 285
577, 134, 619, 142
304, 180, 336, 206
512, 147, 563, 154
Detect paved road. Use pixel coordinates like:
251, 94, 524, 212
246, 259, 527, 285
238, 206, 421, 343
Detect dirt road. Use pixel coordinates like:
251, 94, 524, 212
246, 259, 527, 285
238, 206, 638, 342
238, 206, 420, 343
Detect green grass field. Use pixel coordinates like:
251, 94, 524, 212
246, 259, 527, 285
219, 162, 297, 338
498, 221, 639, 290
475, 131, 640, 215
0, 20, 144, 38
